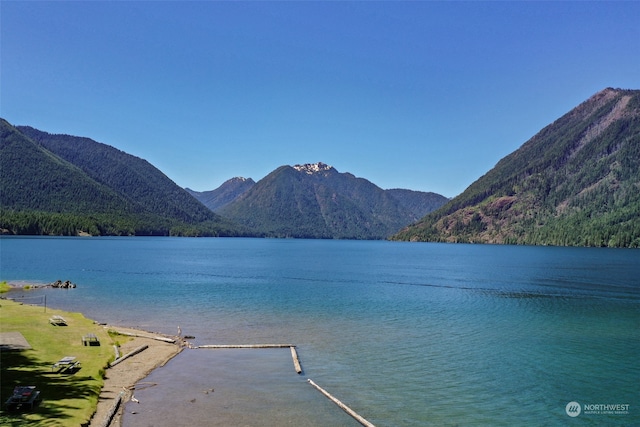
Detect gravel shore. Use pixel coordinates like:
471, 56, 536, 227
88, 326, 184, 427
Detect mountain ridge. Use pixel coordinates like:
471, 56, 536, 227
215, 162, 448, 239
4, 87, 636, 245
186, 177, 256, 212
392, 88, 640, 247
17, 126, 218, 223
1, 120, 243, 236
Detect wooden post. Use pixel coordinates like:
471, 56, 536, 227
290, 346, 302, 374
307, 379, 375, 427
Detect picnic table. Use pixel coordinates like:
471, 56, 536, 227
82, 333, 100, 346
52, 356, 80, 372
4, 385, 41, 410
49, 315, 67, 326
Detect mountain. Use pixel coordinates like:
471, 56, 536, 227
1, 120, 446, 239
1, 120, 243, 236
1, 119, 138, 218
186, 177, 255, 211
385, 188, 451, 220
392, 88, 640, 247
216, 162, 448, 239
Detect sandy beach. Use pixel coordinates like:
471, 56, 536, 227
88, 326, 184, 427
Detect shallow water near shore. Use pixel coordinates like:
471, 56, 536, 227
1, 236, 639, 425
121, 348, 360, 427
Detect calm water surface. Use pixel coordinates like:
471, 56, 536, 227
1, 237, 638, 426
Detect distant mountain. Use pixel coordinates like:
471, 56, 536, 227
1, 120, 446, 239
385, 188, 450, 220
392, 88, 640, 247
216, 162, 448, 239
187, 177, 255, 211
1, 120, 243, 236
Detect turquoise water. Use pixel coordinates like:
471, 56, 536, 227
1, 237, 638, 425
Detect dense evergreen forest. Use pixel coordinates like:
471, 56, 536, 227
1, 119, 244, 236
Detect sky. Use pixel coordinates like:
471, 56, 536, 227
1, 1, 639, 198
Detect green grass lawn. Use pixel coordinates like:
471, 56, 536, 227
1, 298, 121, 426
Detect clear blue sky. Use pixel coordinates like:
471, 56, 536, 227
2, 1, 639, 197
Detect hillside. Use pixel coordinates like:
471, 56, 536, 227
385, 188, 450, 220
187, 177, 256, 211
17, 126, 220, 224
217, 162, 447, 239
1, 120, 242, 236
1, 120, 132, 214
392, 88, 640, 247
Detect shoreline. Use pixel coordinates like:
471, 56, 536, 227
88, 325, 185, 427
0, 294, 186, 427
1, 295, 368, 427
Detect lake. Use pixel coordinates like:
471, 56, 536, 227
1, 237, 638, 425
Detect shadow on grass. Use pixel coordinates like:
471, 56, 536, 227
1, 349, 102, 426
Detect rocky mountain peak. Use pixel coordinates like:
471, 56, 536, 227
293, 162, 334, 174
226, 176, 252, 183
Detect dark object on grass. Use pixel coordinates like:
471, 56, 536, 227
4, 385, 42, 411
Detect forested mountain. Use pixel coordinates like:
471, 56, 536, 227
1, 120, 446, 239
1, 119, 138, 220
385, 188, 450, 220
1, 120, 243, 236
17, 126, 218, 223
392, 88, 640, 247
186, 177, 255, 211
217, 162, 448, 239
